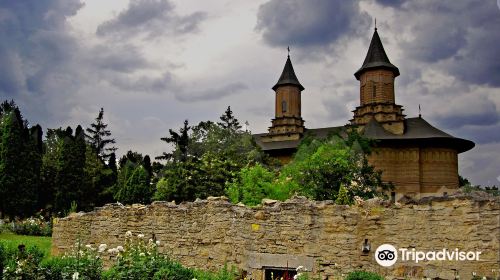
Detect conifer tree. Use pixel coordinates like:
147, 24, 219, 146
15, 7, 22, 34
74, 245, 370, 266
85, 108, 116, 160
156, 120, 191, 162
0, 101, 41, 218
218, 106, 241, 131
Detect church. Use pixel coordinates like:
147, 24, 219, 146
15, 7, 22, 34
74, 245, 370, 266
253, 28, 475, 200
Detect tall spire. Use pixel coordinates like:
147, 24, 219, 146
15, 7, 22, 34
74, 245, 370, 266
354, 28, 399, 80
273, 53, 304, 91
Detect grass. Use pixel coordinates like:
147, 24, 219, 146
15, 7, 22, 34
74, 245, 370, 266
0, 232, 52, 259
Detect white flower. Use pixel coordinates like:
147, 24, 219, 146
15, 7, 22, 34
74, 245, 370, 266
116, 246, 124, 252
138, 234, 145, 238
98, 244, 107, 253
296, 266, 304, 272
155, 240, 161, 246
125, 230, 132, 237
139, 252, 145, 257
149, 239, 154, 243
72, 271, 79, 280
85, 244, 92, 249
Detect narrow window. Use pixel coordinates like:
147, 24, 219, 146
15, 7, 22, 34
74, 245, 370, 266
282, 100, 287, 113
391, 192, 396, 203
372, 84, 377, 99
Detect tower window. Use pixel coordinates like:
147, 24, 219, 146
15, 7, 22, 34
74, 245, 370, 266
282, 101, 287, 113
372, 84, 377, 99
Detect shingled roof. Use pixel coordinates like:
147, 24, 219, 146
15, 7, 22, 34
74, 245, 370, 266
354, 28, 400, 80
254, 118, 474, 154
272, 55, 304, 91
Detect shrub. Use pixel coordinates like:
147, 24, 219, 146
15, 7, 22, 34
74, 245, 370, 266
226, 164, 294, 206
0, 242, 45, 279
345, 270, 384, 280
10, 216, 53, 236
103, 231, 195, 280
193, 264, 239, 280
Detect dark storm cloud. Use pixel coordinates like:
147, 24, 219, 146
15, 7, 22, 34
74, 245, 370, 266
174, 82, 248, 102
0, 0, 84, 97
96, 0, 207, 39
389, 0, 500, 86
374, 0, 405, 7
256, 0, 369, 47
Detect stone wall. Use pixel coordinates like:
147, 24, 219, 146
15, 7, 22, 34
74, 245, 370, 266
52, 195, 500, 280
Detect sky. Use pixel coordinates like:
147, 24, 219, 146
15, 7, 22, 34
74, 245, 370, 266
0, 0, 499, 186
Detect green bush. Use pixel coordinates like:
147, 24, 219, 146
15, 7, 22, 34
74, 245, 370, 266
10, 216, 53, 237
0, 242, 45, 279
226, 164, 293, 206
345, 270, 385, 280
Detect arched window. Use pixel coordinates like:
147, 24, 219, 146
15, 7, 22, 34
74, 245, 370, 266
282, 100, 287, 113
372, 84, 377, 99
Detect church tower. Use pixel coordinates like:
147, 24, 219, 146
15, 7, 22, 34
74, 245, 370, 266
351, 28, 406, 134
262, 53, 305, 142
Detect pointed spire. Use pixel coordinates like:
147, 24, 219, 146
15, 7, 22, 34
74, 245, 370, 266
354, 28, 400, 80
273, 51, 304, 91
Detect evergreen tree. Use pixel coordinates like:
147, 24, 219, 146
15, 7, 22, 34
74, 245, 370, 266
42, 126, 86, 215
114, 151, 153, 204
0, 101, 41, 218
156, 120, 191, 162
85, 108, 116, 160
217, 106, 241, 131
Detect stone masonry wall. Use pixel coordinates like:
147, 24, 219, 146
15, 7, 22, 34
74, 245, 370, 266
52, 196, 500, 280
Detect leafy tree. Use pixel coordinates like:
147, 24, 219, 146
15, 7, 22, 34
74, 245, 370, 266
226, 164, 279, 206
85, 108, 117, 160
280, 131, 392, 202
154, 108, 270, 203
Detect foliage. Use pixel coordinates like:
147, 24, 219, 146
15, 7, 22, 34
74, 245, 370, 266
344, 270, 385, 280
0, 240, 45, 279
83, 145, 115, 209
0, 100, 42, 218
85, 107, 117, 161
9, 216, 53, 237
193, 264, 239, 280
154, 107, 270, 203
0, 232, 52, 260
335, 184, 352, 205
226, 164, 291, 206
103, 232, 194, 280
40, 126, 87, 215
156, 119, 191, 162
114, 152, 153, 205
279, 131, 392, 202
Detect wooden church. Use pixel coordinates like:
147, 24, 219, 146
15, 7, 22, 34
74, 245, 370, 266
253, 28, 475, 200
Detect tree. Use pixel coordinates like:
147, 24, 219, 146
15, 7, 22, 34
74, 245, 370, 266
153, 108, 270, 203
41, 126, 87, 215
280, 131, 392, 202
114, 151, 153, 205
0, 101, 42, 218
156, 120, 191, 162
85, 108, 116, 160
217, 106, 241, 131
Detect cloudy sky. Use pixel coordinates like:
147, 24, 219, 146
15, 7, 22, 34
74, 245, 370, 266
1, 0, 499, 186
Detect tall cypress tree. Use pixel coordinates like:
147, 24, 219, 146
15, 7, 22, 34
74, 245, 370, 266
0, 101, 41, 218
50, 126, 86, 214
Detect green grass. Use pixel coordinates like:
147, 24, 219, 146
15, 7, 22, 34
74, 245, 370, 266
0, 232, 52, 259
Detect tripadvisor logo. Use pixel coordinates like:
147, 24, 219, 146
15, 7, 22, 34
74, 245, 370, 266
374, 244, 482, 267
